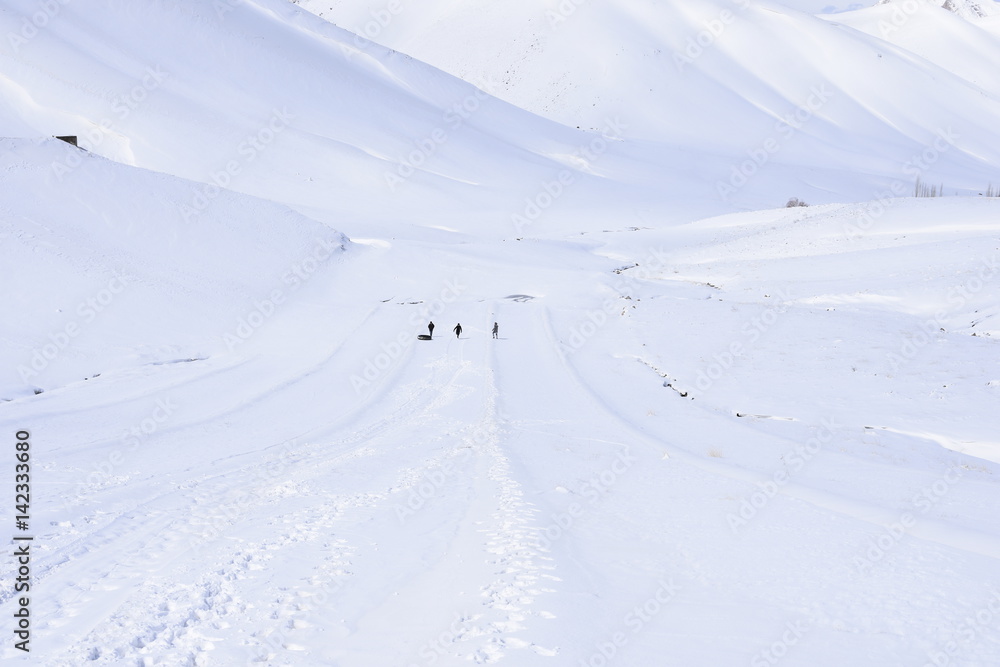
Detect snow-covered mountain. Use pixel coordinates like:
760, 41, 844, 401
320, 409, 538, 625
3, 0, 1000, 217
2, 1, 999, 665
835, 0, 1000, 94
889, 0, 1000, 20
0, 137, 349, 400
0, 0, 598, 224
294, 0, 1000, 150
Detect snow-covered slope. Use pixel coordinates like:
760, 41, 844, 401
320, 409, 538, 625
0, 0, 612, 225
834, 0, 1000, 95
295, 0, 1000, 149
3, 0, 1000, 220
2, 147, 999, 663
2, 0, 1000, 665
0, 138, 348, 401
902, 0, 1000, 19
287, 0, 1000, 209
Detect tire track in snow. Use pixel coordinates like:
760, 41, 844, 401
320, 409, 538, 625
338, 324, 560, 665
543, 305, 1000, 562
24, 348, 473, 664
95, 365, 475, 665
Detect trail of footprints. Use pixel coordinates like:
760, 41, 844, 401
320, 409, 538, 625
77, 378, 454, 664
51, 365, 560, 664
463, 434, 560, 663
66, 488, 366, 666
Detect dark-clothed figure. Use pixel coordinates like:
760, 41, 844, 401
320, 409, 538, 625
492, 322, 499, 339
428, 321, 435, 338
454, 323, 462, 338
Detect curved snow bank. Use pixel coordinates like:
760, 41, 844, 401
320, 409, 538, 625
0, 0, 588, 223
0, 138, 348, 399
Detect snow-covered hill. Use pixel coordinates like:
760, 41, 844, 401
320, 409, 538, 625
3, 0, 688, 228
0, 138, 348, 401
896, 0, 1000, 20
294, 0, 1000, 153
3, 138, 1000, 663
836, 0, 1000, 94
1, 0, 1000, 665
3, 0, 1000, 218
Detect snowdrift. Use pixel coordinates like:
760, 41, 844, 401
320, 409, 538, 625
0, 138, 347, 400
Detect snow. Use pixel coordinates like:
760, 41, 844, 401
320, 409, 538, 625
832, 0, 1000, 94
293, 0, 1000, 155
2, 0, 1000, 665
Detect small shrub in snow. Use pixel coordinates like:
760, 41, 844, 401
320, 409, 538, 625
914, 176, 943, 197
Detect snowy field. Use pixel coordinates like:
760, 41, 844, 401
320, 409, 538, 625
2, 0, 1000, 665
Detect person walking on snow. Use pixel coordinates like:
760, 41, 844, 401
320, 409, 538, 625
453, 323, 462, 338
492, 322, 499, 339
428, 321, 435, 338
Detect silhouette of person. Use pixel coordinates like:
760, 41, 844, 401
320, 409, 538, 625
428, 321, 435, 338
453, 323, 462, 338
492, 322, 499, 339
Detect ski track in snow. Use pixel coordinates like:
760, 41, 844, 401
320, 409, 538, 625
2, 0, 1000, 659
12, 299, 571, 665
2, 180, 999, 665
323, 311, 562, 666
5, 243, 999, 665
